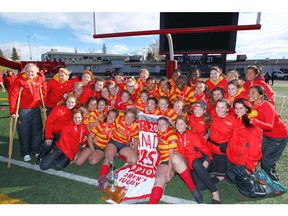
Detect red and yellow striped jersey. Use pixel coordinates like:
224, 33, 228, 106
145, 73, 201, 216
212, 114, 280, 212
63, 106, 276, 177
157, 127, 178, 162
158, 107, 177, 122
134, 99, 147, 112
110, 116, 139, 144
91, 120, 116, 149
170, 85, 196, 106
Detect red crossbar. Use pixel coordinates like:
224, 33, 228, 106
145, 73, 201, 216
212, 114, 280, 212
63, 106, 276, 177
93, 24, 261, 39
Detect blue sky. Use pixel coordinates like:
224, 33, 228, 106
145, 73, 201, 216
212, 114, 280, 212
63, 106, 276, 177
1, 1, 288, 61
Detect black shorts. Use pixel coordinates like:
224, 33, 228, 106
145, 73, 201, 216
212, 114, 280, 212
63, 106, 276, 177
160, 160, 169, 165
108, 139, 129, 153
211, 153, 227, 177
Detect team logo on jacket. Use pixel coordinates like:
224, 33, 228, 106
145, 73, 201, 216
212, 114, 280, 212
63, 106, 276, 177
225, 121, 233, 126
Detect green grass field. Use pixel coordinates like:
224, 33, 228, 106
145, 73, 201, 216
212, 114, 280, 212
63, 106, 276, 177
0, 81, 287, 205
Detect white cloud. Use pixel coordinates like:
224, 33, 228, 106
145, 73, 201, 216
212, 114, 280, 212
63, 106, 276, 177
1, 12, 288, 61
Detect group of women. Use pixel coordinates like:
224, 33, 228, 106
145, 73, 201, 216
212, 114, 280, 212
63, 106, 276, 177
8, 63, 287, 204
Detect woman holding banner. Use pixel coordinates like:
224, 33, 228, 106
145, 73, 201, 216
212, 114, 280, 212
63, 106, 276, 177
148, 117, 203, 204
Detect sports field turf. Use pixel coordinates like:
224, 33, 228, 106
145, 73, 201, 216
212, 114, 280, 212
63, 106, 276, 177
0, 81, 287, 205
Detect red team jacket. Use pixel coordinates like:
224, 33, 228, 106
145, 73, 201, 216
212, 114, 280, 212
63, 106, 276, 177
208, 112, 237, 155
9, 72, 47, 114
46, 74, 74, 108
176, 129, 212, 170
226, 118, 263, 172
56, 121, 88, 160
205, 76, 228, 92
44, 105, 73, 139
252, 101, 288, 138
243, 80, 275, 105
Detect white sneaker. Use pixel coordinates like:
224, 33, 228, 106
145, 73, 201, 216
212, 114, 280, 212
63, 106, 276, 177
23, 155, 31, 162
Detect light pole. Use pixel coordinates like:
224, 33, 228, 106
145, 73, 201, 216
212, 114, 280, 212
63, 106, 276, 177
28, 36, 32, 60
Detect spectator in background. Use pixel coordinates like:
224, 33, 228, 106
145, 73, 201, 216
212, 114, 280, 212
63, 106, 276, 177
3, 70, 17, 91
264, 72, 271, 85
0, 72, 5, 111
271, 71, 276, 86
0, 72, 5, 93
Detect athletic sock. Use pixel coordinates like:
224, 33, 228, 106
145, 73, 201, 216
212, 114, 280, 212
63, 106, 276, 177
148, 186, 163, 204
99, 164, 110, 176
179, 168, 196, 191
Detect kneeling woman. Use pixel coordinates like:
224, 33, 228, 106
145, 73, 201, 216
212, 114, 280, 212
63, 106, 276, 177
39, 109, 88, 170
148, 117, 202, 204
226, 98, 265, 198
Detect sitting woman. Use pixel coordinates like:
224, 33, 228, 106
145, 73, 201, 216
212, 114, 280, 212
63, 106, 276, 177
39, 109, 88, 170
73, 108, 119, 166
148, 117, 202, 204
37, 94, 77, 163
98, 109, 139, 189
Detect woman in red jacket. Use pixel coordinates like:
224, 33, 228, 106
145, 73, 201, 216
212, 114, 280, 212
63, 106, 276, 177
243, 65, 274, 105
46, 68, 74, 116
174, 116, 220, 204
37, 94, 77, 163
205, 66, 228, 93
39, 109, 88, 170
225, 80, 248, 106
249, 85, 288, 181
208, 98, 237, 182
9, 63, 47, 161
226, 98, 279, 197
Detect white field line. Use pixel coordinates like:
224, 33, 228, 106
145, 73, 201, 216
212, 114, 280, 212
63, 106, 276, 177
0, 156, 195, 204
